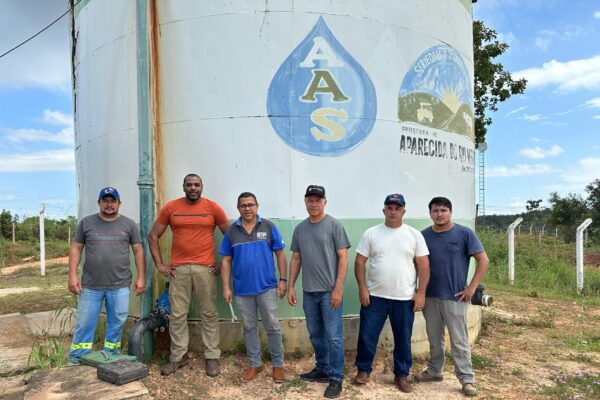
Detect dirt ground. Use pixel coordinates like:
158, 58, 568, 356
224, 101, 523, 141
142, 289, 600, 400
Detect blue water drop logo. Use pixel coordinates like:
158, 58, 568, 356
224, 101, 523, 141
267, 17, 377, 157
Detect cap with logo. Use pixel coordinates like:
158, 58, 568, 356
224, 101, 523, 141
304, 185, 326, 198
384, 193, 405, 207
98, 187, 121, 201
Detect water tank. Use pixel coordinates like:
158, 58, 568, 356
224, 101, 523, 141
72, 0, 479, 352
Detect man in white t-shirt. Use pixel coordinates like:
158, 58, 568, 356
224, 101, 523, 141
353, 193, 430, 393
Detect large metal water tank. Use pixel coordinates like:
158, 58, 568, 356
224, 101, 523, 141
72, 0, 479, 352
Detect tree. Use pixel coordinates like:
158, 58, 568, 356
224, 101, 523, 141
525, 199, 543, 212
473, 20, 527, 145
0, 209, 12, 239
585, 179, 600, 240
546, 192, 589, 242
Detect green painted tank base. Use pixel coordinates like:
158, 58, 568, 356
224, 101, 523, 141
185, 305, 482, 359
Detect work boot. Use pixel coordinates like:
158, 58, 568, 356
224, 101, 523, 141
415, 370, 444, 383
242, 365, 263, 381
299, 368, 329, 383
272, 367, 285, 383
324, 380, 343, 398
394, 376, 413, 393
353, 370, 370, 385
462, 383, 478, 396
205, 358, 220, 377
160, 358, 188, 376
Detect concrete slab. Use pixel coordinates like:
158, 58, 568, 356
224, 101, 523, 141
24, 365, 148, 400
0, 314, 34, 377
24, 309, 76, 337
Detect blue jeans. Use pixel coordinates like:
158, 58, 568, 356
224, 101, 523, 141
355, 296, 414, 378
68, 287, 130, 360
235, 288, 284, 368
303, 291, 344, 382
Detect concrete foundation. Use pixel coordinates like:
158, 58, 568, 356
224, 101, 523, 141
184, 305, 482, 358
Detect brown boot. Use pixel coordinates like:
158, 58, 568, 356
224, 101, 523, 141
394, 376, 413, 393
353, 370, 370, 385
206, 359, 220, 377
272, 367, 285, 383
160, 358, 188, 376
242, 365, 264, 381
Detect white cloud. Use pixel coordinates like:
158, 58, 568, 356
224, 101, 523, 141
520, 145, 563, 159
585, 97, 600, 108
534, 29, 556, 51
0, 149, 74, 172
513, 55, 600, 92
0, 1, 71, 92
486, 164, 553, 177
560, 158, 600, 185
520, 114, 546, 122
505, 106, 527, 117
593, 115, 600, 120
42, 109, 72, 126
531, 137, 542, 142
594, 11, 600, 19
5, 127, 73, 145
0, 194, 16, 202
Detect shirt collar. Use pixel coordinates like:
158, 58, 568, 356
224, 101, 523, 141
235, 214, 262, 226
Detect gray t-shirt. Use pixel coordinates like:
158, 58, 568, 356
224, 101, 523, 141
74, 214, 142, 289
290, 214, 351, 292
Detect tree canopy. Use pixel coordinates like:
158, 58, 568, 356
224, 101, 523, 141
473, 20, 527, 146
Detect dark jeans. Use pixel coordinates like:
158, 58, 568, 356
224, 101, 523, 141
303, 291, 344, 382
355, 295, 415, 378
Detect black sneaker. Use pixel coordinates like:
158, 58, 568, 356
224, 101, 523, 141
300, 368, 329, 383
324, 380, 343, 398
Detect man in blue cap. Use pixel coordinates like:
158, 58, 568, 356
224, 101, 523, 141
353, 193, 430, 393
67, 187, 146, 364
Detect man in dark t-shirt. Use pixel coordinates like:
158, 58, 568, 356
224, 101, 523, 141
417, 197, 489, 397
67, 187, 145, 364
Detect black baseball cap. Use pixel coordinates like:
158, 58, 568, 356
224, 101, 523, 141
305, 185, 326, 198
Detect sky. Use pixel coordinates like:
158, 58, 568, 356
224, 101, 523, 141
0, 0, 598, 219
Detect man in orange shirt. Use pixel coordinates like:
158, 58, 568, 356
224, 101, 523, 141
148, 174, 229, 377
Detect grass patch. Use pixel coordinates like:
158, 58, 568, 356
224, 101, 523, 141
471, 353, 496, 370
0, 263, 68, 289
541, 371, 600, 399
566, 332, 600, 353
275, 376, 308, 395
0, 288, 72, 314
0, 239, 70, 268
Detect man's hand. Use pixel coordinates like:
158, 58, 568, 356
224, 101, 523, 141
413, 292, 425, 312
330, 286, 343, 309
133, 277, 146, 296
358, 286, 370, 307
68, 274, 81, 295
156, 263, 176, 278
277, 281, 287, 298
210, 262, 222, 276
288, 286, 296, 306
223, 286, 233, 303
455, 285, 476, 302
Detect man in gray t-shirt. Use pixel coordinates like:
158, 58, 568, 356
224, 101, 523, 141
67, 187, 146, 364
288, 185, 350, 399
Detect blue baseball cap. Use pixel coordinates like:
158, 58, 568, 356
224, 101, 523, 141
98, 187, 121, 201
384, 193, 406, 207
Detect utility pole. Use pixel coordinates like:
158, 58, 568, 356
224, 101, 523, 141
68, 225, 71, 245
40, 203, 46, 276
12, 222, 15, 244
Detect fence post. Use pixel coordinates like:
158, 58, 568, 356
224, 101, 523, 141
12, 222, 15, 244
529, 224, 534, 235
576, 218, 593, 294
39, 203, 46, 277
68, 225, 71, 245
508, 217, 523, 285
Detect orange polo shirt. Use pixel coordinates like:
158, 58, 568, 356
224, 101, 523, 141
156, 197, 228, 267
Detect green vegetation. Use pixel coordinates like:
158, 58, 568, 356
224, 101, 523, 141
471, 352, 496, 370
541, 371, 600, 399
479, 230, 600, 302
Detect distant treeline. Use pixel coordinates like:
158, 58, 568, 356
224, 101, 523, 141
0, 209, 76, 242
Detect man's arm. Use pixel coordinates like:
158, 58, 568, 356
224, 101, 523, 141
275, 249, 288, 298
413, 255, 430, 311
354, 253, 370, 307
329, 248, 348, 309
148, 221, 175, 278
221, 255, 233, 302
287, 251, 301, 306
132, 243, 146, 296
67, 242, 84, 294
456, 250, 489, 302
218, 222, 229, 235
